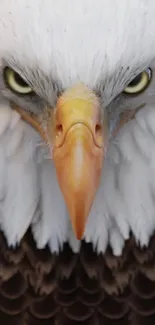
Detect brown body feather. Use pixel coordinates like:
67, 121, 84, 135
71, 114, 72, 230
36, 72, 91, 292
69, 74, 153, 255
0, 229, 155, 325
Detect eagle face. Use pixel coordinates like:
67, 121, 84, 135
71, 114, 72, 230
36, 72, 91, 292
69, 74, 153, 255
0, 0, 155, 254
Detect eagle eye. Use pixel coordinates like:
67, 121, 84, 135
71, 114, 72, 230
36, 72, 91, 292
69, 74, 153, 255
4, 67, 33, 95
124, 68, 152, 95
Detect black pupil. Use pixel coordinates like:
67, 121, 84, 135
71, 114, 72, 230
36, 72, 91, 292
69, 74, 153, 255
128, 73, 142, 87
14, 72, 28, 87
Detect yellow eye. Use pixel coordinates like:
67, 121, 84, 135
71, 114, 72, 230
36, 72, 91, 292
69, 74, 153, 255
4, 67, 33, 95
124, 68, 152, 95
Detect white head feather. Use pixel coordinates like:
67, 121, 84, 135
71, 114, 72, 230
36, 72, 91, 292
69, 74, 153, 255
0, 0, 155, 255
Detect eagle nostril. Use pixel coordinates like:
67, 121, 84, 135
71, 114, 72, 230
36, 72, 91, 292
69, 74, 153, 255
56, 124, 63, 135
95, 124, 102, 137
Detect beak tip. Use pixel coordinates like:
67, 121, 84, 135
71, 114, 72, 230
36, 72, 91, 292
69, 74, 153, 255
71, 211, 85, 241
73, 228, 84, 241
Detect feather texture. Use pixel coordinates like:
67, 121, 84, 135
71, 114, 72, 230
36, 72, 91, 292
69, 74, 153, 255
0, 0, 155, 254
0, 100, 155, 255
85, 105, 155, 254
1, 0, 155, 106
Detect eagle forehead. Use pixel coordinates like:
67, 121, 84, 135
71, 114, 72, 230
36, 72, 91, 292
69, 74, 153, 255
1, 0, 155, 101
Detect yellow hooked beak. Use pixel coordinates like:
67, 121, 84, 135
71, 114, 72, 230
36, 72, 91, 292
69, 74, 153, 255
52, 85, 107, 239
13, 84, 107, 240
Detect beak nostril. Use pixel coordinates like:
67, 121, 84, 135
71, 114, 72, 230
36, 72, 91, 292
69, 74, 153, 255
56, 124, 63, 135
95, 124, 102, 136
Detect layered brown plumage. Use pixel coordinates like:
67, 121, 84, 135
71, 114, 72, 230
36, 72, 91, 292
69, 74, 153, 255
0, 229, 155, 325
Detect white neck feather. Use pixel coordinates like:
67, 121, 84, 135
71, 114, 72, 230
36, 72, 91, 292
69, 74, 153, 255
1, 100, 155, 256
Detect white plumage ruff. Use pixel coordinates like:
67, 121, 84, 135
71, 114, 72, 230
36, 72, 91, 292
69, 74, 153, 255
0, 0, 155, 255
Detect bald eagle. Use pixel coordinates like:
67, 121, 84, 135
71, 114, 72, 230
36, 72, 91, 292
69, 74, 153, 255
0, 1, 155, 324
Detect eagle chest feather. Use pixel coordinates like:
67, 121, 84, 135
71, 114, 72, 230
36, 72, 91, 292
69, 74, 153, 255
0, 229, 155, 325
